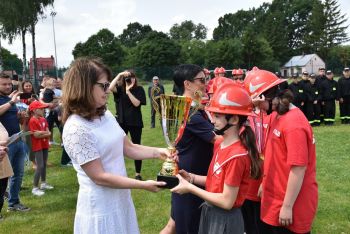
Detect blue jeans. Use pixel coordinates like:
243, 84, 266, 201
8, 140, 26, 206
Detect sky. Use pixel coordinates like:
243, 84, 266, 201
2, 0, 350, 67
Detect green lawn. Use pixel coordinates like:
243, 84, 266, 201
0, 83, 349, 233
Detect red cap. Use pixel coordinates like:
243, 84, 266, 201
29, 101, 48, 111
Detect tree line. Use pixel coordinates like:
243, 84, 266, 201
1, 0, 349, 80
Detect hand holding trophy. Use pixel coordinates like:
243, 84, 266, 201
152, 89, 192, 189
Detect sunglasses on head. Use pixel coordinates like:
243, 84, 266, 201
95, 82, 110, 92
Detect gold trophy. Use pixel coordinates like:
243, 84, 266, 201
152, 93, 192, 189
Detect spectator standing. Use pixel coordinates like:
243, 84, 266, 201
19, 81, 37, 169
148, 76, 165, 128
41, 77, 60, 145
320, 70, 338, 125
0, 73, 30, 212
0, 122, 13, 220
338, 67, 350, 124
110, 70, 147, 180
28, 101, 53, 196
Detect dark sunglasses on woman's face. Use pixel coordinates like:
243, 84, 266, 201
95, 82, 110, 92
192, 77, 206, 84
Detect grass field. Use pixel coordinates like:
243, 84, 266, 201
0, 83, 349, 234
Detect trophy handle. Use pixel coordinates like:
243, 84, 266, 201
188, 90, 203, 121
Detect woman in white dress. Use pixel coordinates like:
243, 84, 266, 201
61, 58, 169, 234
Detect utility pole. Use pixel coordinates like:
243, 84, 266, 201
50, 11, 58, 78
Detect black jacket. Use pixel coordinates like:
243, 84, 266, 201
338, 76, 350, 97
320, 79, 338, 101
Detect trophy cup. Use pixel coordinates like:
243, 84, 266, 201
153, 93, 192, 189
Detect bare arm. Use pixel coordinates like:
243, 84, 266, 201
125, 90, 141, 107
279, 165, 306, 226
81, 158, 165, 191
171, 175, 239, 210
123, 136, 170, 161
109, 71, 130, 93
33, 130, 51, 139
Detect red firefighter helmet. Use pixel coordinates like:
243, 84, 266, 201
207, 76, 234, 95
218, 67, 226, 74
206, 83, 254, 116
203, 68, 210, 75
244, 67, 287, 97
214, 67, 220, 74
236, 68, 243, 75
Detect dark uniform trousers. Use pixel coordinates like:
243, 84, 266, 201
323, 100, 336, 125
340, 96, 350, 124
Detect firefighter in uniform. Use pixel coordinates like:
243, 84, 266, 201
338, 67, 350, 124
320, 70, 338, 125
300, 71, 314, 122
288, 73, 305, 109
316, 68, 327, 122
309, 74, 321, 126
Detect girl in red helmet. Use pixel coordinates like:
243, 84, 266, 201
171, 83, 262, 234
245, 67, 318, 234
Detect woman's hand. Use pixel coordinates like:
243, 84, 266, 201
279, 204, 293, 226
125, 78, 135, 93
142, 180, 166, 192
170, 174, 192, 194
154, 148, 175, 161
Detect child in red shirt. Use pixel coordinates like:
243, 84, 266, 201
171, 84, 262, 234
28, 101, 53, 196
244, 68, 318, 234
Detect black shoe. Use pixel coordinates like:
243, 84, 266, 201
7, 203, 31, 212
135, 175, 143, 181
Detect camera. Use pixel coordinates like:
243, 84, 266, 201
124, 76, 132, 84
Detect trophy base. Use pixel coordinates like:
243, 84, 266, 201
157, 173, 179, 189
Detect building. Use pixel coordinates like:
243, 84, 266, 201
29, 56, 55, 77
281, 54, 325, 77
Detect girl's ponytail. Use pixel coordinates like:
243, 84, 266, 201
238, 116, 262, 179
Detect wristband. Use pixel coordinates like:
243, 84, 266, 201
9, 100, 15, 106
189, 173, 194, 184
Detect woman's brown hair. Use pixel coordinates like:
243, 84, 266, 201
62, 57, 112, 122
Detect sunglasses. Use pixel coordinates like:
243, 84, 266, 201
192, 77, 206, 84
95, 82, 110, 92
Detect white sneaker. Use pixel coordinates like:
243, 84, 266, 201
40, 183, 54, 190
32, 188, 45, 196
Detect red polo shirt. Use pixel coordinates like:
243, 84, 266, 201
205, 139, 251, 208
261, 109, 318, 233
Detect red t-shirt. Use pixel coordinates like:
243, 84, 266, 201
245, 113, 270, 202
205, 139, 251, 208
261, 109, 318, 233
29, 116, 49, 152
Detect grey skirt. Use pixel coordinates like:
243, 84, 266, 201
198, 202, 244, 234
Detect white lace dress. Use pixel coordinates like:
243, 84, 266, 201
62, 110, 139, 234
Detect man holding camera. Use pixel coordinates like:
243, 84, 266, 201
109, 70, 147, 180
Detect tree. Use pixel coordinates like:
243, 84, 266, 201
73, 29, 125, 71
169, 20, 207, 40
242, 27, 276, 70
127, 31, 181, 79
213, 10, 255, 41
118, 22, 153, 47
320, 0, 349, 59
0, 47, 22, 74
204, 39, 243, 69
178, 40, 206, 65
